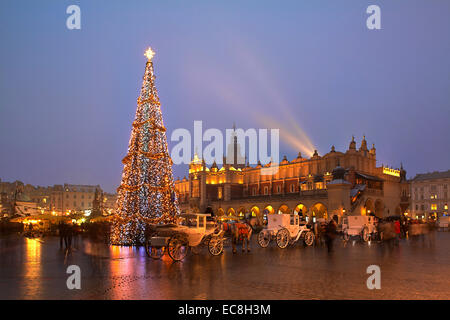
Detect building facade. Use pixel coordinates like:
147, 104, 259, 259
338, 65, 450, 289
410, 170, 450, 219
0, 179, 112, 216
175, 135, 409, 221
50, 184, 101, 214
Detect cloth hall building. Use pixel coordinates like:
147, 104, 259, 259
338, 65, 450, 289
174, 135, 409, 221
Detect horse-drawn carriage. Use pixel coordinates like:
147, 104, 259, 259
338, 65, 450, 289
257, 214, 315, 248
144, 213, 224, 261
341, 215, 377, 242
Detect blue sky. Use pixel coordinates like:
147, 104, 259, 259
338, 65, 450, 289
1, 0, 449, 192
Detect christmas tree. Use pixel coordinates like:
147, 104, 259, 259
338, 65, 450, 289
111, 47, 179, 245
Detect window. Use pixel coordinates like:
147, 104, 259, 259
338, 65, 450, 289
421, 204, 424, 211
218, 187, 223, 199
252, 188, 256, 196
264, 186, 269, 195
431, 204, 437, 210
290, 184, 295, 193
276, 186, 281, 194
73, 194, 77, 199
415, 204, 418, 210
444, 204, 448, 210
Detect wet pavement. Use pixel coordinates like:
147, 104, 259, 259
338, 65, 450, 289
1, 232, 449, 300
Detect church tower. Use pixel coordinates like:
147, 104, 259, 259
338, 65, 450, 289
225, 123, 245, 169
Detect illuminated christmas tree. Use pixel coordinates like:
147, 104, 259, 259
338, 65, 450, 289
111, 47, 179, 245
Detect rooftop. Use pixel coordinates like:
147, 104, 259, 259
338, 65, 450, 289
412, 170, 450, 181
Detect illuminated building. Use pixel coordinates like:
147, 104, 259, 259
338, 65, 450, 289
175, 135, 409, 220
50, 184, 101, 215
410, 170, 450, 219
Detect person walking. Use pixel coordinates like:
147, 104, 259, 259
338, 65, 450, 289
65, 223, 73, 250
394, 219, 401, 245
325, 218, 337, 253
58, 221, 66, 249
27, 223, 34, 237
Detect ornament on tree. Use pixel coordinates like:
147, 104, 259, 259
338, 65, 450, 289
111, 47, 180, 245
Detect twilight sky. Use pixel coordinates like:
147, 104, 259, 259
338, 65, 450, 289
1, 0, 449, 193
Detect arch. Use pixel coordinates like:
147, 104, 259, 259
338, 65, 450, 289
262, 205, 275, 224
364, 198, 375, 216
226, 207, 235, 216
375, 199, 383, 218
250, 206, 260, 217
293, 203, 308, 216
311, 202, 328, 220
216, 207, 225, 216
277, 204, 289, 215
264, 205, 275, 215
237, 207, 246, 219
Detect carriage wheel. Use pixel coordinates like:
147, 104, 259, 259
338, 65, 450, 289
208, 236, 224, 256
304, 231, 315, 246
362, 228, 370, 242
147, 246, 165, 260
144, 239, 165, 259
257, 231, 270, 248
276, 228, 290, 249
167, 235, 188, 261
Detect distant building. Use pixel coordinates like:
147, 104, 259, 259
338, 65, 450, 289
410, 170, 450, 219
50, 184, 101, 214
91, 190, 118, 216
0, 180, 50, 216
0, 179, 116, 216
103, 192, 118, 215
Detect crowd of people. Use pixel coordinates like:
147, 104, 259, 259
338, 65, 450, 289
310, 215, 439, 253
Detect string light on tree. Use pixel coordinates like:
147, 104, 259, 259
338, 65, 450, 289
111, 46, 180, 245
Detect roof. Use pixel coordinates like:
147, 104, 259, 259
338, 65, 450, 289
356, 172, 383, 182
412, 170, 450, 181
350, 184, 366, 197
63, 184, 101, 192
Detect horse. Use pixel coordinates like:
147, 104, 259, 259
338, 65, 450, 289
217, 219, 253, 253
245, 215, 265, 234
314, 220, 327, 247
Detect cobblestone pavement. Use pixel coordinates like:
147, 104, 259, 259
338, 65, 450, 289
1, 232, 449, 300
